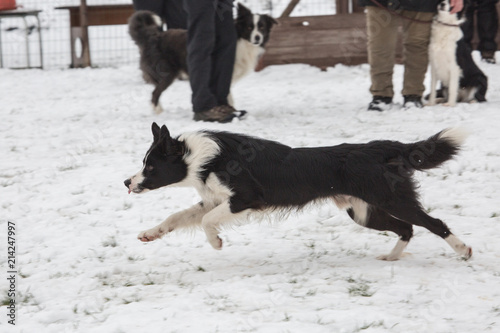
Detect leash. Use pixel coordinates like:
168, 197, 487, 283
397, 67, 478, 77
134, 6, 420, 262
369, 0, 462, 27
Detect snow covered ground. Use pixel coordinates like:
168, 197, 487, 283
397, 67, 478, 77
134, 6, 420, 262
1, 57, 500, 332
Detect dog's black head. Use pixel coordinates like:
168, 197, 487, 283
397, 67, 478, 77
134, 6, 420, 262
235, 3, 278, 47
124, 123, 187, 194
128, 10, 163, 44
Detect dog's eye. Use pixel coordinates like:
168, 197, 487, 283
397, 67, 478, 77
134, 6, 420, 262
248, 26, 253, 30
145, 165, 154, 172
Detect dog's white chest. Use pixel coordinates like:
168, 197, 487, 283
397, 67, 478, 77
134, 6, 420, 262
195, 173, 233, 207
232, 39, 264, 83
429, 22, 463, 85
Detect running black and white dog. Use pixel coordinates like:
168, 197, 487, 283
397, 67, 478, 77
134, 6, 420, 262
124, 123, 472, 261
428, 0, 487, 106
128, 4, 277, 113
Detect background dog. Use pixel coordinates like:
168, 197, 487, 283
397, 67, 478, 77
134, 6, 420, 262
125, 123, 472, 262
128, 4, 277, 114
428, 0, 488, 106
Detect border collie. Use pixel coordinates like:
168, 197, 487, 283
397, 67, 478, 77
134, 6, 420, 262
128, 4, 277, 114
125, 123, 472, 261
428, 0, 487, 106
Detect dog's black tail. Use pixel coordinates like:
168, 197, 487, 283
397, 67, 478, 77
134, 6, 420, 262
402, 128, 467, 171
128, 10, 161, 47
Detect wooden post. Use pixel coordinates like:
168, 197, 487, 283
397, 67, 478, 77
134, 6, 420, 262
280, 0, 301, 18
78, 0, 91, 67
336, 0, 349, 14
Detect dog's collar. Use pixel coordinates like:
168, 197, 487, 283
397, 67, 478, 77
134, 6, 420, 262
434, 19, 462, 27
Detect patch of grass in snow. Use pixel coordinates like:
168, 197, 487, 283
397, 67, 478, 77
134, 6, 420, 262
18, 289, 39, 307
128, 254, 144, 262
306, 289, 317, 296
305, 241, 315, 249
1, 296, 10, 306
491, 212, 498, 218
347, 277, 375, 297
18, 270, 29, 279
357, 320, 385, 331
122, 295, 141, 304
102, 235, 118, 247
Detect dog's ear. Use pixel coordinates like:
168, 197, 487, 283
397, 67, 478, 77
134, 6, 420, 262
159, 124, 171, 139
157, 125, 184, 156
237, 3, 252, 18
152, 122, 161, 142
158, 124, 171, 152
263, 14, 279, 27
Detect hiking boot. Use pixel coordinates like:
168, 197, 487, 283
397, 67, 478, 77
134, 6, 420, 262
193, 105, 247, 123
367, 96, 393, 111
403, 95, 423, 109
481, 51, 496, 64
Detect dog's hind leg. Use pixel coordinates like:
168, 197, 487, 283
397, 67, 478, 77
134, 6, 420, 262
151, 74, 176, 114
347, 205, 413, 261
201, 201, 250, 250
428, 65, 438, 106
380, 203, 472, 260
138, 202, 209, 242
444, 67, 459, 106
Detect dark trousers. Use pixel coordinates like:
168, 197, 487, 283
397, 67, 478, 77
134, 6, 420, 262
462, 0, 499, 53
183, 0, 237, 112
132, 0, 187, 29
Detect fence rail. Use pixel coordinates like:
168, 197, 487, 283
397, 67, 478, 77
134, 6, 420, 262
0, 0, 498, 69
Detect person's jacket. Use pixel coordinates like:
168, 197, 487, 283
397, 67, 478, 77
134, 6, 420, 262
357, 0, 438, 13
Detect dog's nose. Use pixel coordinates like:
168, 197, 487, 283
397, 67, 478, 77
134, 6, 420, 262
124, 179, 131, 188
254, 35, 261, 42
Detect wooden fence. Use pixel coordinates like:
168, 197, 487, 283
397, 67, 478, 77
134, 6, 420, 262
56, 0, 500, 69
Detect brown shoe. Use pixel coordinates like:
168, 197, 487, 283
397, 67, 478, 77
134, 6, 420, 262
481, 51, 496, 64
193, 105, 247, 123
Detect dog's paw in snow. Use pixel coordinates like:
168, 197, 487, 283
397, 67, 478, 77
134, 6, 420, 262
207, 235, 223, 250
138, 228, 164, 242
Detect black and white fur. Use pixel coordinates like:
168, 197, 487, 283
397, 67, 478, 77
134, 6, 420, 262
125, 123, 472, 261
428, 0, 487, 106
128, 4, 277, 113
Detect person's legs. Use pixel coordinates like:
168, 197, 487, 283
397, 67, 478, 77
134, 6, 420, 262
461, 0, 477, 50
132, 0, 164, 15
401, 11, 433, 98
477, 0, 499, 57
183, 0, 218, 113
210, 0, 236, 106
163, 0, 188, 29
366, 6, 399, 98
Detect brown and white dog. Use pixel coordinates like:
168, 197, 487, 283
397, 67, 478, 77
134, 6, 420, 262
128, 4, 277, 113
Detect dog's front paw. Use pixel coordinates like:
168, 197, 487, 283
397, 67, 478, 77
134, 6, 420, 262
377, 252, 411, 261
442, 102, 456, 107
463, 246, 473, 260
376, 254, 400, 261
207, 235, 223, 250
138, 228, 164, 242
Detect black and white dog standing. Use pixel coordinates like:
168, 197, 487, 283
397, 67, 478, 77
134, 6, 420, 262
128, 4, 277, 113
125, 123, 473, 262
428, 0, 487, 106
